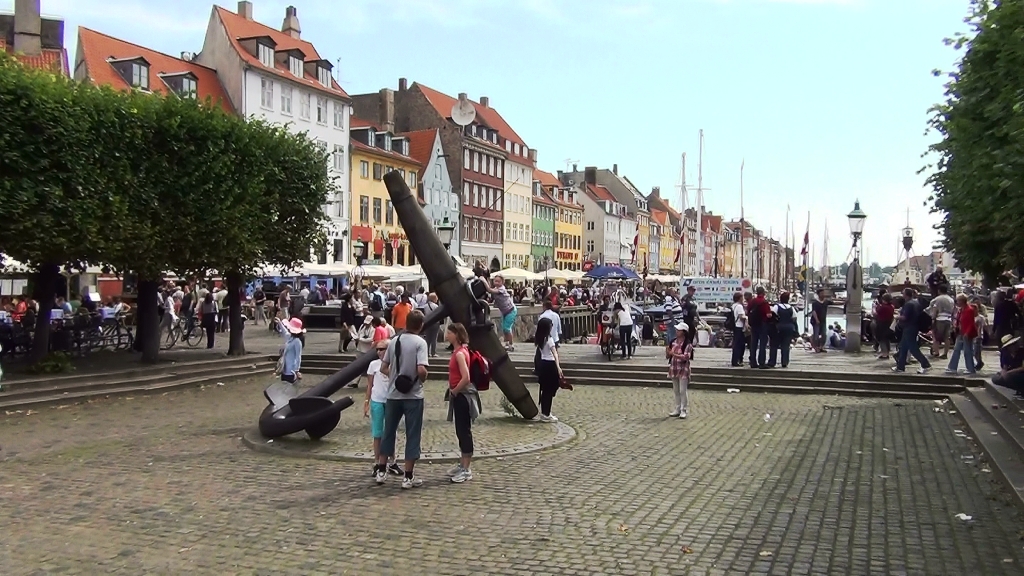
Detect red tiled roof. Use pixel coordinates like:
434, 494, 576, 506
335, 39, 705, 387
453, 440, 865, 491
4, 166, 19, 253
349, 117, 379, 130
351, 140, 421, 167
214, 6, 349, 99
586, 183, 616, 203
650, 209, 668, 226
702, 214, 722, 233
533, 168, 561, 188
1, 38, 68, 75
403, 129, 437, 166
76, 27, 233, 113
533, 191, 555, 207
415, 82, 528, 151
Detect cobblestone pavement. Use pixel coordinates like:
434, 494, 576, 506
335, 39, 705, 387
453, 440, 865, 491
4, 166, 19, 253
246, 378, 575, 461
3, 371, 1024, 575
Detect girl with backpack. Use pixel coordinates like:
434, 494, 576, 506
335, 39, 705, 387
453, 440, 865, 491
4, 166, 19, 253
445, 323, 479, 483
534, 317, 564, 422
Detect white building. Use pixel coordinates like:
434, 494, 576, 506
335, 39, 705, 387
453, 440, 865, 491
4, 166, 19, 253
503, 154, 534, 270
196, 1, 352, 264
405, 129, 459, 261
579, 182, 625, 265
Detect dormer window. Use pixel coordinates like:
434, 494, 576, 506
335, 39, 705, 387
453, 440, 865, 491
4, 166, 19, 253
383, 134, 392, 152
258, 43, 274, 67
289, 56, 303, 78
160, 72, 197, 99
366, 129, 375, 147
317, 66, 330, 87
109, 57, 151, 91
132, 62, 149, 90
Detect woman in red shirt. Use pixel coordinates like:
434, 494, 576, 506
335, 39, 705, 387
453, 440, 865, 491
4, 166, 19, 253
946, 294, 977, 375
445, 323, 478, 484
874, 293, 896, 359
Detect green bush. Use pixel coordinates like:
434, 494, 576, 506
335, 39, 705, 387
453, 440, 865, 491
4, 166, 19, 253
27, 352, 74, 374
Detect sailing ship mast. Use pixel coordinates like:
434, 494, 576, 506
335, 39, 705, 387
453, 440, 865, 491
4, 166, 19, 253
677, 153, 688, 278
695, 130, 705, 277
821, 221, 830, 286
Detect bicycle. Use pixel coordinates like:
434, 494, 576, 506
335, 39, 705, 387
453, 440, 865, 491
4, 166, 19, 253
163, 316, 205, 350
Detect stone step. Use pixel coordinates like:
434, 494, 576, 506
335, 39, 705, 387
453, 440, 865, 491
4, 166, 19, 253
1, 355, 266, 389
0, 360, 275, 402
965, 386, 1024, 462
948, 392, 1024, 510
0, 364, 274, 411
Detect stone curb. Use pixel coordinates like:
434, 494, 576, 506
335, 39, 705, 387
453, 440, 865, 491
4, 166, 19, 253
241, 420, 580, 464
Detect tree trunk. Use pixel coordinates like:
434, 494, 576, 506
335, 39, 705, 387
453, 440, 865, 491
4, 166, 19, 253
226, 271, 245, 356
136, 279, 160, 364
29, 262, 60, 364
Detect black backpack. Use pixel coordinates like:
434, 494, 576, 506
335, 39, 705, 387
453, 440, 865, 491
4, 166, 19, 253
917, 306, 933, 333
391, 335, 416, 394
723, 308, 735, 328
369, 293, 384, 312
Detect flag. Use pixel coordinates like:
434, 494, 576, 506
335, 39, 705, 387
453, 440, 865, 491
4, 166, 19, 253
800, 213, 810, 258
631, 230, 639, 263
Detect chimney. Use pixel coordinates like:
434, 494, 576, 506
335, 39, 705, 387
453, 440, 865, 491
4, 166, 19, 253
14, 0, 42, 56
572, 163, 578, 172
613, 163, 618, 175
480, 96, 489, 108
237, 0, 253, 19
458, 92, 468, 102
398, 77, 407, 92
651, 186, 660, 198
282, 5, 301, 39
584, 166, 597, 185
379, 88, 395, 134
528, 149, 537, 163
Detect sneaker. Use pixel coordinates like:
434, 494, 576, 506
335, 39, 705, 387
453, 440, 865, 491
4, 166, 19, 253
679, 411, 688, 419
537, 413, 559, 423
446, 463, 463, 477
917, 367, 930, 375
387, 462, 403, 476
892, 367, 905, 373
374, 469, 387, 485
450, 468, 473, 483
401, 476, 423, 489
944, 369, 957, 375
669, 409, 681, 417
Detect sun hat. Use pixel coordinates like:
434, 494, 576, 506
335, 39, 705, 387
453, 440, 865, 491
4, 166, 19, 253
674, 320, 689, 331
1001, 334, 1021, 348
285, 317, 306, 334
363, 315, 373, 324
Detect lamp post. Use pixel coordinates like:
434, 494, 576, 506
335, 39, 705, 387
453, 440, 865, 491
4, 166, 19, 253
351, 240, 366, 287
845, 200, 867, 353
436, 215, 457, 267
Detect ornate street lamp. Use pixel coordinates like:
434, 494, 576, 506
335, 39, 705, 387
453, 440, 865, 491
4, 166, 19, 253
351, 240, 366, 285
845, 200, 867, 353
436, 215, 457, 266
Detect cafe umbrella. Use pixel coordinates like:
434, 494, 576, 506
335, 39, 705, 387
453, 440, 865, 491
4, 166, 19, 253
584, 265, 642, 281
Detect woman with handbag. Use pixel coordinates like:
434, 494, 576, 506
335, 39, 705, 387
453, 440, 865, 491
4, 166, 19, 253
534, 317, 564, 423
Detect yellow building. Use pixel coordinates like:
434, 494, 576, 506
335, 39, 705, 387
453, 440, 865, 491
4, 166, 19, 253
349, 118, 422, 266
503, 157, 534, 270
551, 188, 584, 270
635, 209, 650, 273
722, 222, 741, 277
651, 209, 676, 274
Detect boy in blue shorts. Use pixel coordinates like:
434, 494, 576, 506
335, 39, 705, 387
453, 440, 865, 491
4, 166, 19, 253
364, 340, 402, 476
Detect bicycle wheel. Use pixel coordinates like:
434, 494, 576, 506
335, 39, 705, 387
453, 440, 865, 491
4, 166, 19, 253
119, 326, 134, 351
185, 325, 206, 348
162, 327, 179, 350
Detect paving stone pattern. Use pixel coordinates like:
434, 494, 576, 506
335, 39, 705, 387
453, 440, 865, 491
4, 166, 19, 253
2, 375, 1024, 575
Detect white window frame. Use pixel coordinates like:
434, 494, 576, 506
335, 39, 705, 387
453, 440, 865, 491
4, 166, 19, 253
360, 160, 369, 179
280, 86, 292, 115
260, 78, 273, 109
316, 96, 328, 124
289, 56, 303, 78
333, 144, 345, 172
132, 63, 149, 90
300, 93, 310, 120
333, 102, 344, 128
318, 66, 330, 87
258, 43, 274, 67
180, 75, 196, 98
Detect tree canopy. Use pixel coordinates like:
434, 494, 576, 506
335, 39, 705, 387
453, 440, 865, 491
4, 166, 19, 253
925, 0, 1024, 283
0, 53, 332, 361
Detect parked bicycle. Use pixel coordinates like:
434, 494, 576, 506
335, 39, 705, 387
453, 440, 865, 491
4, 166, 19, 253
162, 316, 205, 350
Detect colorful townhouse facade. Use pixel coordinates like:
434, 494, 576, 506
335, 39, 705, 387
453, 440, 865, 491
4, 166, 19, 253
348, 118, 421, 266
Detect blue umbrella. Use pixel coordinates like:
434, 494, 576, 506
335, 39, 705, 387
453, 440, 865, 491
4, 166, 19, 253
584, 265, 642, 281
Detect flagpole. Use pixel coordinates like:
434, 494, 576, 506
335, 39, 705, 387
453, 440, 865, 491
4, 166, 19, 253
804, 211, 811, 334
739, 159, 745, 280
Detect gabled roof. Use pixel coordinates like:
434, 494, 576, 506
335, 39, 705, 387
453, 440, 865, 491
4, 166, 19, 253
533, 168, 561, 189
214, 6, 349, 99
415, 82, 528, 150
1, 37, 68, 75
350, 140, 421, 167
402, 129, 438, 166
650, 209, 668, 226
76, 27, 232, 113
585, 183, 616, 203
532, 190, 555, 207
702, 214, 722, 233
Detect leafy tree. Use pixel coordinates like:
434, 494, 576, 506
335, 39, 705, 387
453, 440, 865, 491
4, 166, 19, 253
0, 54, 130, 361
925, 0, 1024, 286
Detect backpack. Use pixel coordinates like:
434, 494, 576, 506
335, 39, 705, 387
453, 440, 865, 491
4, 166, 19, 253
307, 290, 322, 305
369, 292, 385, 312
723, 308, 735, 328
917, 306, 933, 333
467, 348, 491, 391
391, 335, 416, 394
